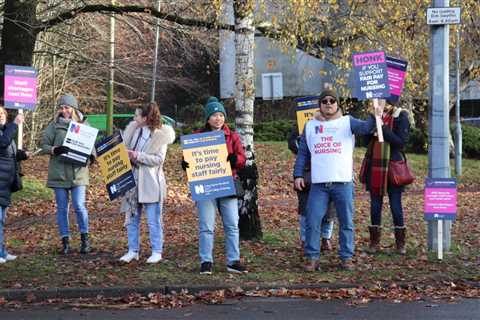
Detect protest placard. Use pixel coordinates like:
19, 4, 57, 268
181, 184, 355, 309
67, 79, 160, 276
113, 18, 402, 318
424, 178, 457, 221
352, 51, 390, 100
295, 96, 319, 134
60, 121, 98, 166
95, 132, 136, 200
181, 131, 235, 201
386, 56, 408, 103
3, 65, 38, 111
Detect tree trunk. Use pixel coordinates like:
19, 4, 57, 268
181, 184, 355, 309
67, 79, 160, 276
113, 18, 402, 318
0, 0, 39, 101
233, 0, 262, 240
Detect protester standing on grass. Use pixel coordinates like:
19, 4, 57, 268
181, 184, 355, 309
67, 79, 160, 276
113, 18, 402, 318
41, 94, 94, 255
181, 97, 248, 274
0, 107, 29, 264
294, 89, 383, 272
288, 123, 335, 252
119, 102, 175, 264
361, 99, 411, 255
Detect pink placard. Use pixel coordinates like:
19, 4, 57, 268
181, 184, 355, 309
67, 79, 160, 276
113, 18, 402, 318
424, 188, 457, 214
4, 76, 37, 103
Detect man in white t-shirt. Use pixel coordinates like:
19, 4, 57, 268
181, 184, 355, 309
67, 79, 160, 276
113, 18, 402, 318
293, 89, 383, 271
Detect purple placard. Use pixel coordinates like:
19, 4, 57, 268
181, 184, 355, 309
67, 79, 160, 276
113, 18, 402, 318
352, 51, 390, 100
386, 56, 408, 103
424, 178, 457, 221
4, 65, 38, 111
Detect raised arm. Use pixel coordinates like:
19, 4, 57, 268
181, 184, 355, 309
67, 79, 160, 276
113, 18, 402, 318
349, 115, 376, 136
382, 111, 410, 148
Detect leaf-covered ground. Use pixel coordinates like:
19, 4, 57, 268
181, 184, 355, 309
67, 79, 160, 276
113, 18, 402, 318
1, 142, 479, 305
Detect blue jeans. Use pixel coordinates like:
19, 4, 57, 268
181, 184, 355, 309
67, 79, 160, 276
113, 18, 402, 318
196, 197, 240, 265
126, 202, 163, 253
54, 186, 89, 238
305, 182, 354, 261
370, 191, 404, 227
0, 206, 8, 258
299, 215, 333, 242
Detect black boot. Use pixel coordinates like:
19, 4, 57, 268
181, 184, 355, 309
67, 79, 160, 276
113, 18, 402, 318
80, 233, 91, 254
61, 236, 70, 254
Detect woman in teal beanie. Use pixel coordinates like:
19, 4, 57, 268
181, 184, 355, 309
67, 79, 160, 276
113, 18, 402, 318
182, 97, 248, 275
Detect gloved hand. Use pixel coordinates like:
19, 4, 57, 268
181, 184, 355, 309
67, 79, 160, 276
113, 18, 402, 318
227, 154, 237, 168
181, 159, 189, 171
16, 149, 29, 161
53, 146, 70, 156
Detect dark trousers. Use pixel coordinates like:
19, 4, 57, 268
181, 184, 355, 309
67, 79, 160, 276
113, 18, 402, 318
370, 191, 404, 227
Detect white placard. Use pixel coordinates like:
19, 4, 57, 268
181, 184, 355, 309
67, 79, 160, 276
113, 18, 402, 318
61, 121, 99, 165
427, 7, 461, 25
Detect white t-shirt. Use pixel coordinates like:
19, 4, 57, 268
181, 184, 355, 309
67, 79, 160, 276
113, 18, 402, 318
304, 116, 354, 183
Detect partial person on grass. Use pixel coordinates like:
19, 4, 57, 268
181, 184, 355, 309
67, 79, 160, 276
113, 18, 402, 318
119, 102, 175, 264
293, 89, 383, 272
288, 123, 335, 253
0, 107, 29, 264
41, 94, 95, 255
181, 97, 248, 275
360, 99, 411, 255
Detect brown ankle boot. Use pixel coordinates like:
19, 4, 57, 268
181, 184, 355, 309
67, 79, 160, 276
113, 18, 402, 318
367, 225, 381, 253
394, 226, 406, 255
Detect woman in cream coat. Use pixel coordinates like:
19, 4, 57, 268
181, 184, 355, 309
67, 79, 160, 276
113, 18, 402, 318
119, 102, 175, 264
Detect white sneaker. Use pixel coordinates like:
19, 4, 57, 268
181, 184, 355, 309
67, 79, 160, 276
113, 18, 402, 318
119, 251, 139, 263
0, 257, 5, 264
146, 252, 162, 264
5, 254, 17, 261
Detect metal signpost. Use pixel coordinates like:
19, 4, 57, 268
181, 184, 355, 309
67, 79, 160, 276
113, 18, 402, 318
426, 2, 461, 259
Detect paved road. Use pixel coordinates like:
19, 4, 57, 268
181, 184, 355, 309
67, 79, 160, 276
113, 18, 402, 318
0, 297, 479, 320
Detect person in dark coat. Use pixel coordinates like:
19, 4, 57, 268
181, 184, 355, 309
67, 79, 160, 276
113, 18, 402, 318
361, 99, 411, 254
288, 123, 335, 252
0, 107, 28, 264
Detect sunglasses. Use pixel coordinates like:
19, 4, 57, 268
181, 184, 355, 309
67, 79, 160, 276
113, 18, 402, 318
321, 98, 336, 105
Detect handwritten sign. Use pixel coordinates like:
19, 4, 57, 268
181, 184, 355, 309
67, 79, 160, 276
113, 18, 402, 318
352, 51, 390, 100
181, 131, 235, 201
95, 132, 136, 200
3, 65, 38, 111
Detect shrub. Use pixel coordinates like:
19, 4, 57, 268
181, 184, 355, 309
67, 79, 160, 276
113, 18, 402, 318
406, 127, 428, 154
459, 124, 480, 159
253, 120, 294, 142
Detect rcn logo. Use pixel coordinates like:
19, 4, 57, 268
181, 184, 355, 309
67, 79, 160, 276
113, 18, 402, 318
315, 125, 324, 134
70, 123, 81, 134
194, 184, 205, 194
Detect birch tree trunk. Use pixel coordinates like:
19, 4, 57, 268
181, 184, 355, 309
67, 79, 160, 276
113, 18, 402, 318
233, 0, 262, 240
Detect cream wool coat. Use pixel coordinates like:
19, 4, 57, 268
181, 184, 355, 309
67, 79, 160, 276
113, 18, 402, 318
120, 121, 175, 211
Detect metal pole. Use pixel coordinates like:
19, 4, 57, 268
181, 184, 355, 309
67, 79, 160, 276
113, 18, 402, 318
427, 0, 452, 252
150, 0, 161, 103
454, 17, 462, 176
106, 0, 115, 135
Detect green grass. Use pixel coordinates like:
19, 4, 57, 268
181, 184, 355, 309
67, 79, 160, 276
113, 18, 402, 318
12, 178, 53, 201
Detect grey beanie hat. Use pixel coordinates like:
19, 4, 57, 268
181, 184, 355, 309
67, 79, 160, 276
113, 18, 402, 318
57, 94, 79, 109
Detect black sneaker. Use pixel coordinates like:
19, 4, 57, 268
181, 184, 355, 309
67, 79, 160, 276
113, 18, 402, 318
227, 261, 248, 273
200, 262, 213, 275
